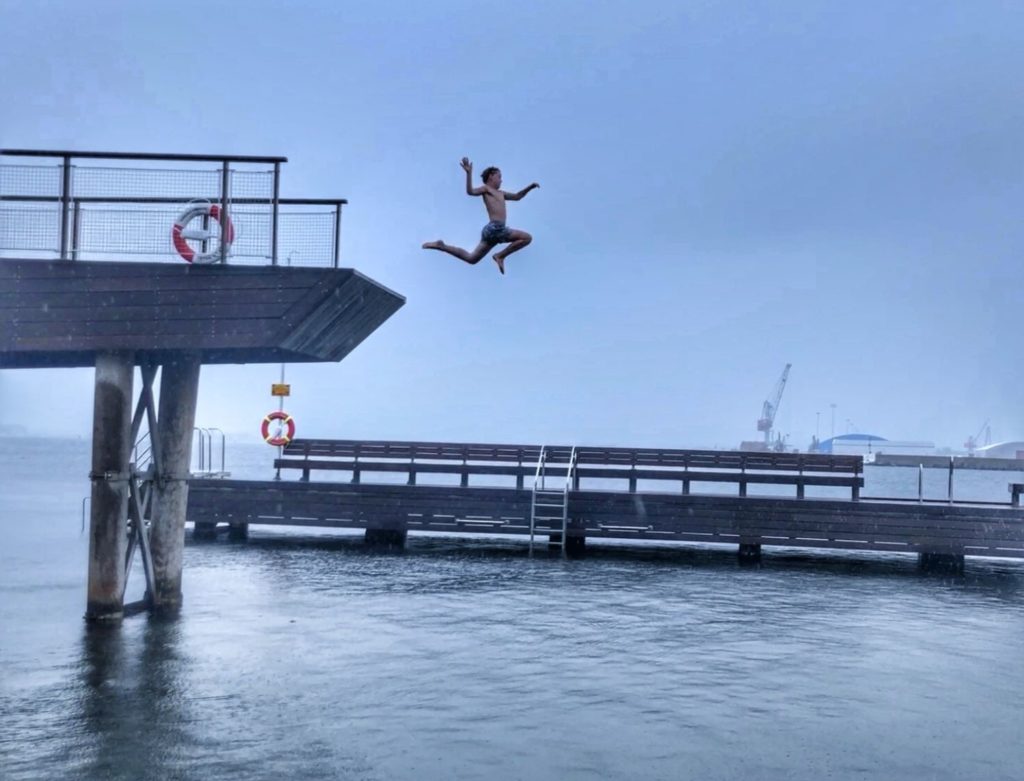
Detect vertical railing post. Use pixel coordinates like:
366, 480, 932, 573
193, 427, 205, 472
947, 457, 954, 503
71, 199, 81, 260
217, 429, 226, 474
59, 155, 72, 260
200, 213, 210, 257
333, 202, 342, 268
220, 159, 231, 264
271, 161, 280, 266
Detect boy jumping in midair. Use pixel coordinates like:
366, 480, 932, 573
422, 157, 539, 275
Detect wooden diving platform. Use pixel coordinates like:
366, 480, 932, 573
0, 259, 403, 368
186, 439, 1024, 564
1, 147, 409, 619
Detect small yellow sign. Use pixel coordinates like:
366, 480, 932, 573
271, 383, 291, 397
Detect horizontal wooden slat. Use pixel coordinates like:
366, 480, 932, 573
0, 287, 308, 310
281, 438, 862, 474
273, 458, 863, 489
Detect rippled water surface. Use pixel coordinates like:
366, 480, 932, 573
2, 438, 1023, 780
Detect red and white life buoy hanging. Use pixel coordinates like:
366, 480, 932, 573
261, 410, 295, 447
171, 202, 235, 264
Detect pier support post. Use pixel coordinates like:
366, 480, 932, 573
228, 523, 249, 541
918, 552, 965, 574
365, 528, 407, 548
192, 522, 218, 541
150, 355, 201, 616
565, 534, 587, 557
85, 352, 135, 622
547, 532, 587, 556
738, 543, 762, 564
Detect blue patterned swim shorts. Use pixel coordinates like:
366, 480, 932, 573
481, 221, 513, 244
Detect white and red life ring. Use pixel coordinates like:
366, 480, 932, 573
261, 410, 295, 447
171, 202, 235, 264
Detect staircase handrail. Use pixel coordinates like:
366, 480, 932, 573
564, 446, 578, 495
532, 446, 548, 492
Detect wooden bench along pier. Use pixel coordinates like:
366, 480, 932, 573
187, 438, 1024, 567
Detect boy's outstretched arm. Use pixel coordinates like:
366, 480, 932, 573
461, 157, 485, 196
503, 182, 540, 201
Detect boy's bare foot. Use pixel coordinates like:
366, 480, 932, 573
422, 240, 446, 251
492, 254, 505, 275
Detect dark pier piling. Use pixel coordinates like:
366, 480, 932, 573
86, 352, 134, 620
149, 355, 201, 615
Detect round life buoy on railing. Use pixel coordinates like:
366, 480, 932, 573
171, 202, 235, 264
261, 410, 295, 447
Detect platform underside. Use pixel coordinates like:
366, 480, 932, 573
0, 259, 404, 368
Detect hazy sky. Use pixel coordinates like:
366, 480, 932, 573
1, 0, 1021, 450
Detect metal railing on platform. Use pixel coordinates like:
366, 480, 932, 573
0, 149, 346, 267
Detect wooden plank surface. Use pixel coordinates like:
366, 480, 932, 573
187, 480, 1024, 559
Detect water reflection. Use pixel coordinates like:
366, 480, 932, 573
78, 619, 190, 780
202, 530, 1024, 602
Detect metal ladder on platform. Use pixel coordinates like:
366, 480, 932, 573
529, 446, 578, 555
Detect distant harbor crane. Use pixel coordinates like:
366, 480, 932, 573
757, 363, 792, 447
964, 420, 992, 456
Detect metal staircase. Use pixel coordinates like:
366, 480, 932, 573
529, 446, 578, 555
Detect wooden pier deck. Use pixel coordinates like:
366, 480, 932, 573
186, 439, 1024, 563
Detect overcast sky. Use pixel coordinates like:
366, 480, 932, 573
1, 0, 1021, 450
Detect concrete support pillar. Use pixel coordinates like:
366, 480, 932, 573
738, 543, 762, 563
150, 355, 201, 616
86, 352, 135, 622
365, 528, 407, 548
228, 523, 249, 541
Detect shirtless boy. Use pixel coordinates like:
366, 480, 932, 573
422, 157, 539, 275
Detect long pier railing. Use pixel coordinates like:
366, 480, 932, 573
0, 149, 346, 267
274, 438, 866, 499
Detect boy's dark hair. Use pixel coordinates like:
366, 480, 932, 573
481, 166, 500, 184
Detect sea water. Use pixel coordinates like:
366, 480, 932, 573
2, 437, 1023, 780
